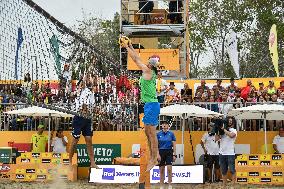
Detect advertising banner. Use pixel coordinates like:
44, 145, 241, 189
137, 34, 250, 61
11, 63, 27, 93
77, 144, 121, 167
89, 165, 203, 184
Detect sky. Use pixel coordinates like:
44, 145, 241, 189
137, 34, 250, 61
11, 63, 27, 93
33, 0, 120, 27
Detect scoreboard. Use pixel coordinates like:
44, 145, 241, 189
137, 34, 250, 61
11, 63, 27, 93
236, 154, 283, 185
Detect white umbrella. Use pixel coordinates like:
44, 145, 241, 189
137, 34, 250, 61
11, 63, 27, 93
228, 104, 284, 153
6, 106, 73, 152
160, 104, 222, 164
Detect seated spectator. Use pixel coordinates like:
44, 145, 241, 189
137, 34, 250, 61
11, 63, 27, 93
31, 124, 48, 153
165, 82, 180, 104
51, 129, 68, 153
180, 83, 192, 103
156, 71, 167, 103
264, 93, 271, 102
273, 127, 284, 154
278, 92, 284, 102
218, 93, 233, 117
196, 80, 209, 96
271, 94, 278, 103
266, 80, 277, 95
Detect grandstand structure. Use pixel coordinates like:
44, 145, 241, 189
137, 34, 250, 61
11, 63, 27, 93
120, 0, 190, 79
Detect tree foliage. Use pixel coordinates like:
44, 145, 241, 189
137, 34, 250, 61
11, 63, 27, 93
189, 0, 284, 78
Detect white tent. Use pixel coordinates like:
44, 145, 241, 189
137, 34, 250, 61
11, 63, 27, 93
228, 104, 284, 153
160, 104, 222, 164
6, 106, 74, 152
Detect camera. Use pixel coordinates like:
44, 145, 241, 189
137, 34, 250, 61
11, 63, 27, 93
211, 118, 225, 135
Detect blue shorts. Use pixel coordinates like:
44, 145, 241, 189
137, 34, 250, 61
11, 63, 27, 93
143, 102, 160, 126
72, 116, 93, 139
219, 155, 236, 175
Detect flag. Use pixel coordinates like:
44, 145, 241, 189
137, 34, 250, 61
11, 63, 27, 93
268, 24, 279, 77
50, 35, 61, 76
15, 27, 24, 80
226, 31, 239, 78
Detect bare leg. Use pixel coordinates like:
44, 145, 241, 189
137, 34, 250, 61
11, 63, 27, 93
84, 136, 99, 169
69, 137, 79, 164
231, 173, 236, 185
145, 126, 152, 158
159, 166, 165, 187
167, 165, 173, 184
145, 126, 158, 172
222, 174, 227, 188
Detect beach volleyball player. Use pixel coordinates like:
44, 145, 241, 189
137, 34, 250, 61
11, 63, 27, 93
120, 36, 160, 171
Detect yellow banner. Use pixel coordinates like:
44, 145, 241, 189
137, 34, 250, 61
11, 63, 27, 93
269, 24, 279, 77
127, 49, 179, 70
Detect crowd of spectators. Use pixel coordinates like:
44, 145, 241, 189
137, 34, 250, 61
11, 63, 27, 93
0, 69, 284, 132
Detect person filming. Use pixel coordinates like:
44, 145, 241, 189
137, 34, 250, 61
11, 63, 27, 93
215, 117, 237, 187
157, 121, 176, 189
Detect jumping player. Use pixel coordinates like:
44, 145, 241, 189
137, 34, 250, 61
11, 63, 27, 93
120, 36, 160, 171
69, 74, 99, 169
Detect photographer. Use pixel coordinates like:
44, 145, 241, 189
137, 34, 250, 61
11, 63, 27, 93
200, 122, 221, 183
215, 117, 237, 187
51, 129, 68, 153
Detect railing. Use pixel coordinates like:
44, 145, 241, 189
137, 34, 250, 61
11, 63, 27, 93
0, 102, 283, 131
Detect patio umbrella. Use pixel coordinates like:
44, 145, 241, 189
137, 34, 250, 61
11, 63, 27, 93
160, 104, 222, 164
6, 106, 73, 152
228, 104, 284, 153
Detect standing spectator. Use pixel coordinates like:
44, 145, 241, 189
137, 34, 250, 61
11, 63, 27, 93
157, 121, 177, 189
218, 93, 233, 117
31, 124, 48, 153
216, 117, 237, 188
22, 73, 32, 96
201, 122, 221, 183
278, 80, 284, 94
213, 79, 224, 98
241, 79, 252, 101
227, 78, 238, 94
266, 80, 277, 95
131, 81, 140, 103
196, 80, 209, 96
180, 83, 192, 103
51, 129, 68, 153
273, 127, 284, 154
156, 71, 167, 104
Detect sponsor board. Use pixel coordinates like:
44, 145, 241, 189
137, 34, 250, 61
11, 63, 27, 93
89, 165, 203, 184
0, 164, 10, 172
77, 144, 121, 167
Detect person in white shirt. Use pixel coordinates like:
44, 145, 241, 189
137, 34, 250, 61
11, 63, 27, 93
69, 74, 99, 169
51, 129, 68, 153
201, 122, 221, 183
156, 71, 167, 103
273, 127, 284, 154
216, 117, 237, 187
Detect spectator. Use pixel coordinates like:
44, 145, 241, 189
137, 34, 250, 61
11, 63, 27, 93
257, 82, 265, 96
266, 80, 277, 95
213, 79, 224, 98
196, 80, 209, 96
22, 73, 32, 95
241, 79, 252, 101
165, 82, 180, 104
201, 122, 221, 183
216, 117, 237, 188
157, 121, 177, 189
227, 78, 238, 94
273, 127, 284, 154
278, 92, 284, 103
278, 80, 284, 94
51, 129, 68, 153
218, 93, 233, 117
31, 124, 48, 153
207, 96, 218, 112
156, 71, 167, 103
180, 83, 192, 103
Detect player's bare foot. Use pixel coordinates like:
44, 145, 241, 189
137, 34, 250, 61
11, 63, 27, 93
91, 164, 101, 169
146, 160, 157, 172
